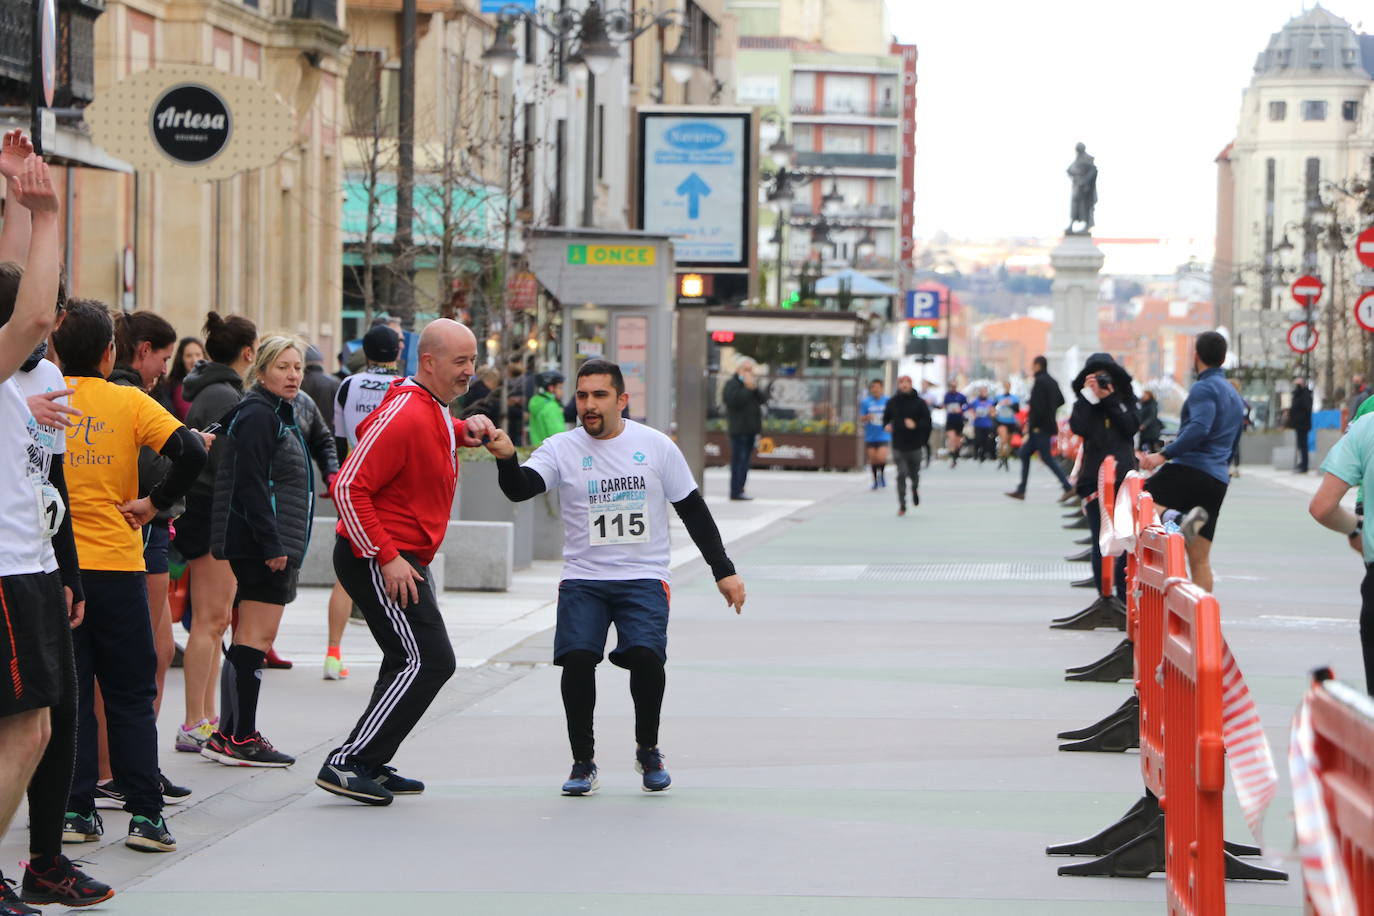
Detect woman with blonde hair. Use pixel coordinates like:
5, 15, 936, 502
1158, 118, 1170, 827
202, 336, 311, 766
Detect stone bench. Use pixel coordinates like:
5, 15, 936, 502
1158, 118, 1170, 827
301, 517, 514, 592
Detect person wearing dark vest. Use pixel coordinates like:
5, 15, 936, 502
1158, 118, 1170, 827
722, 357, 768, 501
1289, 377, 1314, 474
201, 337, 312, 768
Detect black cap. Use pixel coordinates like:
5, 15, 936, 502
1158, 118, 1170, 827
363, 325, 400, 363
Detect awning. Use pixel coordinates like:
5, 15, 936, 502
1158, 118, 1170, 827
814, 267, 899, 297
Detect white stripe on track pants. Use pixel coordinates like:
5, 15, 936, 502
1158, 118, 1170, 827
326, 536, 456, 770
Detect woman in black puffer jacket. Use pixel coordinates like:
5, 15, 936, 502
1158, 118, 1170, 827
204, 336, 310, 768
1069, 352, 1140, 601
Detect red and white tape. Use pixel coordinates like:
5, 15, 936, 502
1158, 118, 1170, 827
1219, 641, 1278, 845
1289, 686, 1356, 916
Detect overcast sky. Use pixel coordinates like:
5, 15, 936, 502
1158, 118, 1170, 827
888, 1, 1364, 244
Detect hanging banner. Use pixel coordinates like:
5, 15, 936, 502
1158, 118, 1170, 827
85, 65, 296, 181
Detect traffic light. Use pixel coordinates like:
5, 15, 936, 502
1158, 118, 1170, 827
910, 325, 934, 338
679, 273, 705, 298
782, 291, 800, 309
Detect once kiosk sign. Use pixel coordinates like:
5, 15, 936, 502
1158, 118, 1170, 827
86, 65, 295, 180
150, 84, 232, 165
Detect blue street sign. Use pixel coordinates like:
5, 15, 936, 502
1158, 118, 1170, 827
905, 289, 940, 320
480, 0, 535, 12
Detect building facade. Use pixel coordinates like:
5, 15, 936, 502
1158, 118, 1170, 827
1218, 6, 1374, 386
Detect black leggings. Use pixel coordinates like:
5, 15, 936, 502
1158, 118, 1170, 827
27, 612, 76, 857
559, 647, 666, 762
1084, 498, 1127, 601
1361, 566, 1374, 695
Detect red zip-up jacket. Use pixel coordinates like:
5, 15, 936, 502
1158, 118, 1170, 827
334, 377, 466, 566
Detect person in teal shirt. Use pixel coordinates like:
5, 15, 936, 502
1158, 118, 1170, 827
1309, 412, 1374, 694
528, 371, 567, 446
861, 379, 890, 489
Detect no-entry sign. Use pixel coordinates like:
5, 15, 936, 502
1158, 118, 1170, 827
1288, 321, 1319, 354
1356, 291, 1374, 332
1291, 274, 1325, 307
1358, 226, 1374, 270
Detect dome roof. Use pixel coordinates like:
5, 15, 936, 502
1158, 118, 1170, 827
1252, 4, 1370, 79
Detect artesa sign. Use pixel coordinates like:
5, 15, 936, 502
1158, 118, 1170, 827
85, 65, 295, 180
150, 84, 232, 165
1290, 274, 1324, 307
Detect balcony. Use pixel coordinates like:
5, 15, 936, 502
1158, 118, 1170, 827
291, 0, 336, 23
789, 202, 896, 222
794, 151, 898, 171
792, 101, 899, 119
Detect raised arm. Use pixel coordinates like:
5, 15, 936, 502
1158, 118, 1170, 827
0, 157, 60, 381
0, 130, 35, 264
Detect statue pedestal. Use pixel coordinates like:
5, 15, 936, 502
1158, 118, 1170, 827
1046, 233, 1105, 393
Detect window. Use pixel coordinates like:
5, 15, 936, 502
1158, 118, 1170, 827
791, 73, 816, 110
822, 126, 866, 154
1268, 100, 1286, 121
343, 50, 398, 137
520, 102, 535, 213
791, 124, 814, 153
1344, 100, 1359, 122
1302, 100, 1327, 121
736, 74, 779, 104
823, 75, 868, 115
551, 119, 566, 226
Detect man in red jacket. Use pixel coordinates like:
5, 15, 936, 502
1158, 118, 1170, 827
316, 319, 493, 806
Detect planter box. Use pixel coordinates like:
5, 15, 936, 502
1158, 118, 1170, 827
299, 518, 512, 591
531, 490, 563, 562
456, 460, 532, 569
704, 431, 860, 470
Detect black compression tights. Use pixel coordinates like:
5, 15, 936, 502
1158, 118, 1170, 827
27, 631, 76, 858
559, 648, 667, 762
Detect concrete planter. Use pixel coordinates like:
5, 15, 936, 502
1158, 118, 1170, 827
456, 460, 533, 569
532, 490, 563, 562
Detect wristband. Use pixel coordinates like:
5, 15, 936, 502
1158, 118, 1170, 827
1350, 519, 1363, 539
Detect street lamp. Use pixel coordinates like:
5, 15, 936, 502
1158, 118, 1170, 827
856, 230, 877, 261
821, 180, 844, 215
481, 1, 704, 227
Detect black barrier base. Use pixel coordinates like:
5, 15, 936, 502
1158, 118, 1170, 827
1057, 816, 1163, 877
1227, 840, 1263, 857
1065, 638, 1133, 682
1224, 852, 1288, 881
1047, 792, 1157, 857
1074, 535, 1092, 545
1057, 695, 1137, 740
1050, 595, 1127, 630
1065, 548, 1093, 563
1058, 705, 1139, 752
1063, 510, 1082, 520
1064, 516, 1090, 530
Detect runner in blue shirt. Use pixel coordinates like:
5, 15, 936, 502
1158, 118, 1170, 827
970, 386, 997, 463
994, 382, 1020, 470
860, 379, 890, 489
942, 382, 969, 468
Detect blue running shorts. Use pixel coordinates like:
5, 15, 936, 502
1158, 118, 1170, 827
554, 578, 671, 667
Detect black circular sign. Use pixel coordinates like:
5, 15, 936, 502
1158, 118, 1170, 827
149, 83, 232, 165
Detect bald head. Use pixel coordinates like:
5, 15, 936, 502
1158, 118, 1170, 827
416, 318, 478, 404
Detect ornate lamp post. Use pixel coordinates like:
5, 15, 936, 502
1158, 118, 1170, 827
481, 2, 705, 228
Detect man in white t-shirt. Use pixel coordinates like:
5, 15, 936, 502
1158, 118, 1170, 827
485, 359, 745, 796
322, 325, 402, 681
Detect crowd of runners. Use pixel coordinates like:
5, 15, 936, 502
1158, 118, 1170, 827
0, 130, 746, 912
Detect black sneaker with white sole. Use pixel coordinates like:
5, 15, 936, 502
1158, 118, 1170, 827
125, 815, 176, 853
93, 780, 125, 810
316, 763, 393, 806
373, 766, 424, 795
159, 771, 192, 804
202, 732, 295, 768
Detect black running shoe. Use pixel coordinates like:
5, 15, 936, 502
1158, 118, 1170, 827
93, 780, 125, 810
125, 815, 176, 853
316, 762, 393, 806
203, 732, 295, 768
201, 730, 228, 760
159, 771, 192, 804
21, 855, 115, 907
373, 766, 424, 795
561, 760, 599, 796
61, 811, 102, 845
0, 873, 39, 916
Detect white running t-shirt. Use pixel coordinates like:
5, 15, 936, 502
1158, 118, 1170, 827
15, 359, 68, 573
0, 377, 48, 576
523, 420, 697, 582
334, 369, 401, 447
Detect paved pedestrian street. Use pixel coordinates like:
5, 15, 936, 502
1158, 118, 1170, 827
3, 465, 1356, 913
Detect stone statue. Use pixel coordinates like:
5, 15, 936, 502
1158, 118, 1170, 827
1066, 142, 1097, 235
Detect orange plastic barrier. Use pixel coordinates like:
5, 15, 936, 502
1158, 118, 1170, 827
1162, 581, 1227, 916
1307, 675, 1374, 914
1132, 507, 1185, 802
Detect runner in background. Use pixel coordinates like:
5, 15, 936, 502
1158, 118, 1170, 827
860, 379, 890, 489
970, 386, 996, 463
882, 375, 932, 517
942, 381, 969, 468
